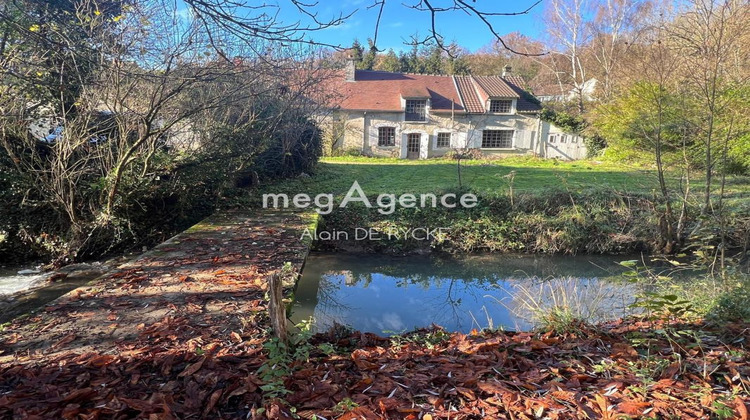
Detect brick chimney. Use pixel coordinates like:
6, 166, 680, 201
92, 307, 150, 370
502, 65, 512, 77
345, 50, 356, 82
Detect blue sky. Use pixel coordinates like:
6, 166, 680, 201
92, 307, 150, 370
294, 0, 546, 52
177, 1, 546, 53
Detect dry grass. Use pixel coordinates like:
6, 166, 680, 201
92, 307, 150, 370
491, 276, 641, 333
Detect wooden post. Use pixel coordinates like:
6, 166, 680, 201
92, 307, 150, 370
267, 272, 288, 344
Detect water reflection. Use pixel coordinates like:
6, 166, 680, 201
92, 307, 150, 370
291, 253, 643, 335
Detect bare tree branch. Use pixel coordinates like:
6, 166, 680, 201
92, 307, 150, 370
400, 0, 548, 57
176, 0, 547, 56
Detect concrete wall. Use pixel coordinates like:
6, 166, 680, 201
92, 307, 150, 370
540, 123, 588, 160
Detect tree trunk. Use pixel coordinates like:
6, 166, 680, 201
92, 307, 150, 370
703, 119, 713, 215
656, 153, 675, 253
267, 272, 288, 344
456, 157, 462, 188
654, 96, 675, 253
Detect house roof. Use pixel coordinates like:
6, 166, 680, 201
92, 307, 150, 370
472, 76, 520, 98
503, 75, 527, 89
502, 75, 543, 112
330, 70, 465, 113
454, 76, 484, 113
399, 85, 430, 98
325, 68, 542, 115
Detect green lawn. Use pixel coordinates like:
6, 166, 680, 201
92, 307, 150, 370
263, 156, 659, 197
256, 156, 749, 210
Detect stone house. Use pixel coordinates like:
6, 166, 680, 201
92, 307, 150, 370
320, 60, 587, 160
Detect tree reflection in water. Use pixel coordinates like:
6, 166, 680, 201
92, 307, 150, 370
291, 252, 643, 335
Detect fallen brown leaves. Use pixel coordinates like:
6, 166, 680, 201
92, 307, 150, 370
1, 210, 748, 419
0, 211, 313, 419
280, 321, 750, 420
2, 313, 750, 420
0, 346, 267, 418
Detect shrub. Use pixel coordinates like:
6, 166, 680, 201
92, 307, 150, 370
707, 279, 750, 322
444, 148, 484, 160
0, 108, 325, 263
254, 120, 323, 180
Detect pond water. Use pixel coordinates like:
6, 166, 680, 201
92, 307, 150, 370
0, 267, 98, 324
0, 267, 47, 295
291, 253, 646, 335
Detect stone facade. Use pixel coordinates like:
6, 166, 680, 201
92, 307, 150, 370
322, 110, 552, 159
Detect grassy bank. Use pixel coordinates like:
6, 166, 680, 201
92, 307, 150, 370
318, 189, 659, 254
249, 156, 750, 256
258, 156, 749, 207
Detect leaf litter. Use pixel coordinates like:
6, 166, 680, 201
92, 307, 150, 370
0, 211, 748, 419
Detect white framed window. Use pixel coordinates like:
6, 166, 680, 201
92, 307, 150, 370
436, 132, 451, 148
489, 99, 512, 113
481, 130, 513, 149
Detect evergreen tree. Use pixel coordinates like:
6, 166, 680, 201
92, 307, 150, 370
398, 51, 411, 72
406, 42, 422, 73
445, 43, 471, 75
359, 39, 377, 70
447, 56, 471, 75
378, 49, 401, 72
422, 44, 444, 75
350, 39, 364, 67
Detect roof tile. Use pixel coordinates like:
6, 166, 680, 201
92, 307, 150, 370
321, 69, 541, 114
454, 76, 485, 113
502, 76, 543, 113
472, 76, 520, 98
329, 70, 465, 112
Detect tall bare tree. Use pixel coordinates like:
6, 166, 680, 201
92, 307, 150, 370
589, 0, 651, 100
545, 0, 593, 113
667, 0, 749, 215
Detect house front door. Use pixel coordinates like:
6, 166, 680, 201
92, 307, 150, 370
406, 133, 420, 159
